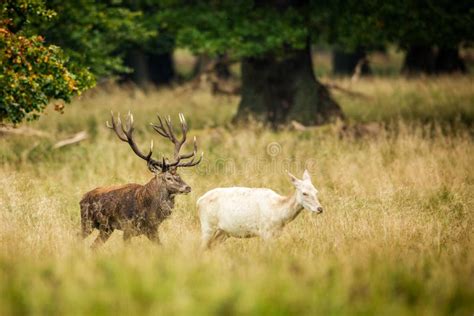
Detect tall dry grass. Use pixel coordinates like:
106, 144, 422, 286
0, 76, 473, 315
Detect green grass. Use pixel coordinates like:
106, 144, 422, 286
0, 76, 473, 315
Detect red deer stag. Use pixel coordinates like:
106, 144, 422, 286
80, 112, 202, 248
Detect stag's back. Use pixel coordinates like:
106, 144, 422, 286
80, 183, 142, 220
81, 183, 141, 204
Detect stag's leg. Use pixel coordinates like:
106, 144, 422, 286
80, 204, 93, 239
123, 230, 132, 244
91, 228, 113, 249
145, 229, 161, 245
81, 219, 93, 239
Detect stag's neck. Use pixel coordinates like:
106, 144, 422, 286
274, 191, 304, 225
142, 177, 172, 203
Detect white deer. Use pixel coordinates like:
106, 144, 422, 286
197, 170, 323, 248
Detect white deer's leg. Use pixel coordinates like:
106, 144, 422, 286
260, 231, 278, 251
201, 231, 214, 249
200, 223, 216, 250
211, 229, 228, 247
261, 229, 277, 242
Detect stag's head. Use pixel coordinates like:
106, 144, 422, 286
159, 168, 191, 194
288, 170, 323, 214
106, 112, 202, 195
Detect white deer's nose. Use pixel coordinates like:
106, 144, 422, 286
317, 206, 323, 213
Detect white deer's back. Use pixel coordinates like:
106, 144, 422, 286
197, 187, 283, 237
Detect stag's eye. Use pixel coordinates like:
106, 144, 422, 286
302, 192, 308, 196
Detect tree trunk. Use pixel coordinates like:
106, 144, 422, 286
435, 47, 466, 74
402, 45, 436, 75
192, 54, 231, 80
148, 52, 175, 84
123, 49, 151, 87
122, 49, 175, 87
235, 46, 343, 127
332, 49, 371, 75
214, 54, 232, 80
192, 54, 211, 77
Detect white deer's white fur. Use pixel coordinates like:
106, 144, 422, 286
197, 170, 322, 248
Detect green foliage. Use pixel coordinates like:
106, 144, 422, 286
35, 0, 155, 78
377, 0, 473, 48
157, 1, 311, 58
1, 0, 56, 32
331, 0, 474, 50
155, 0, 473, 58
157, 0, 472, 57
121, 0, 175, 55
1, 0, 153, 124
0, 1, 94, 124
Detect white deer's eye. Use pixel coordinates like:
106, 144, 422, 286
302, 192, 308, 196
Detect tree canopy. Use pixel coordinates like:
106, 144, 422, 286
35, 0, 153, 78
158, 2, 309, 58
0, 0, 149, 124
1, 0, 95, 124
1, 0, 472, 124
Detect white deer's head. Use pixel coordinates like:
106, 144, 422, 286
288, 170, 323, 214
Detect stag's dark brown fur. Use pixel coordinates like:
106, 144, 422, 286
80, 170, 190, 248
80, 112, 201, 248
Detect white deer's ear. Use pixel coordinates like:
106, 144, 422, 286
303, 169, 311, 181
287, 171, 299, 184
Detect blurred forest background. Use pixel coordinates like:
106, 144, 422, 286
1, 0, 473, 126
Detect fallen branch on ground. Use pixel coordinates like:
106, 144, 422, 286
290, 120, 308, 131
53, 131, 88, 149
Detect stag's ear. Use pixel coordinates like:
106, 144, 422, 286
302, 169, 311, 181
148, 161, 161, 174
287, 171, 300, 185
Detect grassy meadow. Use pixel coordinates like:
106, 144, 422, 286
0, 76, 473, 315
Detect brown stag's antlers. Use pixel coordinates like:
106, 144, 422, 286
106, 111, 202, 172
151, 113, 203, 168
106, 111, 163, 172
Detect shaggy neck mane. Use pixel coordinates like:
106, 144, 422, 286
139, 176, 170, 202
